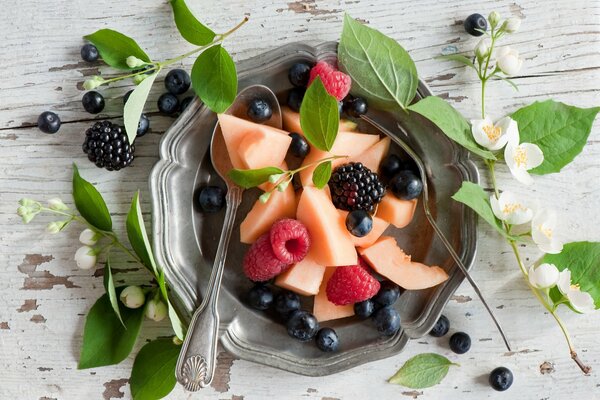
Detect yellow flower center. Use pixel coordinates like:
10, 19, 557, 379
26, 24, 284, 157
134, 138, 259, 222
502, 202, 526, 215
513, 146, 528, 168
482, 124, 501, 142
541, 225, 553, 239
570, 283, 581, 291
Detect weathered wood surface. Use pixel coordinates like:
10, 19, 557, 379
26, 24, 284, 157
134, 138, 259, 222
1, 0, 599, 399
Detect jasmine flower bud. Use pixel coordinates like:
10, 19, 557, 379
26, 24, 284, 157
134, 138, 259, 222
83, 75, 105, 90
46, 220, 69, 234
126, 56, 146, 69
488, 11, 500, 28
145, 298, 168, 321
120, 286, 146, 309
133, 74, 147, 85
277, 180, 290, 192
268, 173, 286, 184
503, 18, 521, 33
74, 245, 97, 270
259, 191, 272, 203
19, 198, 38, 207
47, 198, 69, 211
475, 38, 492, 60
172, 336, 183, 345
79, 228, 99, 246
528, 263, 559, 289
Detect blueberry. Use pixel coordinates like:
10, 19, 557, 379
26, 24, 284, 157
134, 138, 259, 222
287, 87, 305, 112
286, 310, 319, 341
180, 96, 194, 112
315, 328, 339, 352
123, 89, 133, 105
464, 13, 488, 36
157, 93, 179, 115
380, 154, 403, 181
82, 91, 105, 114
345, 210, 373, 237
372, 306, 401, 336
198, 186, 225, 213
449, 332, 471, 354
373, 281, 400, 307
389, 170, 423, 200
136, 114, 150, 137
80, 44, 99, 62
489, 366, 513, 391
164, 68, 191, 95
338, 100, 343, 115
429, 314, 450, 337
354, 299, 375, 319
274, 291, 301, 318
246, 284, 274, 311
288, 132, 310, 158
344, 97, 368, 118
288, 62, 312, 87
247, 98, 273, 122
37, 111, 61, 134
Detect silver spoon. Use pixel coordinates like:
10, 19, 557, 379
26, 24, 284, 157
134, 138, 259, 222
360, 114, 512, 352
176, 85, 283, 391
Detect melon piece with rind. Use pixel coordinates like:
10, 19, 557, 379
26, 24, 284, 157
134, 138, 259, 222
313, 267, 355, 322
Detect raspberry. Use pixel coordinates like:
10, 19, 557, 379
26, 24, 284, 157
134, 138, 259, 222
326, 264, 380, 306
308, 61, 352, 101
269, 219, 311, 264
243, 234, 289, 282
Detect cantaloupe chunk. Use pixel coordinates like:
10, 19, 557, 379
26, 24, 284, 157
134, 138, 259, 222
299, 131, 380, 186
348, 137, 391, 173
282, 106, 357, 135
296, 186, 357, 266
238, 127, 291, 170
359, 236, 448, 290
240, 183, 296, 244
313, 267, 355, 322
275, 253, 326, 296
337, 210, 390, 248
376, 195, 417, 228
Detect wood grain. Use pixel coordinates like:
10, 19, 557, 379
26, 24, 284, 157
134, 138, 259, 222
1, 0, 599, 399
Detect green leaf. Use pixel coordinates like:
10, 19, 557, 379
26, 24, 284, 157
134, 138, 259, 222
299, 77, 340, 151
169, 0, 216, 46
157, 269, 185, 340
78, 288, 144, 369
312, 161, 332, 189
191, 45, 237, 113
126, 191, 157, 275
84, 29, 151, 70
124, 72, 159, 145
103, 258, 124, 327
130, 338, 180, 400
493, 75, 519, 91
511, 100, 600, 174
338, 13, 418, 111
542, 242, 600, 309
437, 54, 476, 69
451, 182, 514, 240
389, 353, 457, 389
408, 96, 496, 160
228, 166, 284, 189
72, 164, 112, 231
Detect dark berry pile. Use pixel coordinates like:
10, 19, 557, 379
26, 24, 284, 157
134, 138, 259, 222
82, 121, 134, 171
328, 162, 385, 213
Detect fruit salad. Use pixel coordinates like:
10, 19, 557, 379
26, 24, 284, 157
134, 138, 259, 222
198, 59, 450, 353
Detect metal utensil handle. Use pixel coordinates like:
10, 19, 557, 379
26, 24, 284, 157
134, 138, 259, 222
360, 115, 511, 351
176, 186, 243, 391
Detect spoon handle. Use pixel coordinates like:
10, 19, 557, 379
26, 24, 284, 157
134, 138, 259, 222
175, 186, 243, 391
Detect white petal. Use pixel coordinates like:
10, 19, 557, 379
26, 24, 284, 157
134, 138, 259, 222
74, 246, 96, 270
490, 194, 504, 220
79, 229, 98, 246
496, 116, 520, 146
539, 239, 563, 255
568, 290, 596, 314
510, 167, 534, 186
529, 263, 560, 289
520, 143, 544, 170
471, 117, 496, 149
557, 269, 572, 295
506, 207, 533, 225
496, 46, 511, 59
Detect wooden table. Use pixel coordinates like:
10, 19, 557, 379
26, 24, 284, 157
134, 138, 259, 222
1, 1, 599, 399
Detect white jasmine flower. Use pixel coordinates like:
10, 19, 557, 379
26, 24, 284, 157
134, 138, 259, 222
528, 263, 559, 289
74, 245, 97, 270
504, 18, 521, 33
471, 116, 519, 151
79, 228, 99, 246
120, 286, 146, 309
496, 46, 524, 76
490, 191, 533, 225
126, 56, 146, 69
557, 269, 596, 313
47, 198, 69, 211
475, 38, 492, 59
531, 208, 563, 254
145, 298, 168, 321
504, 141, 543, 185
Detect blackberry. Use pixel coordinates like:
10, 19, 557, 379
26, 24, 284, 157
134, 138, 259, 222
82, 121, 135, 171
328, 162, 385, 213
